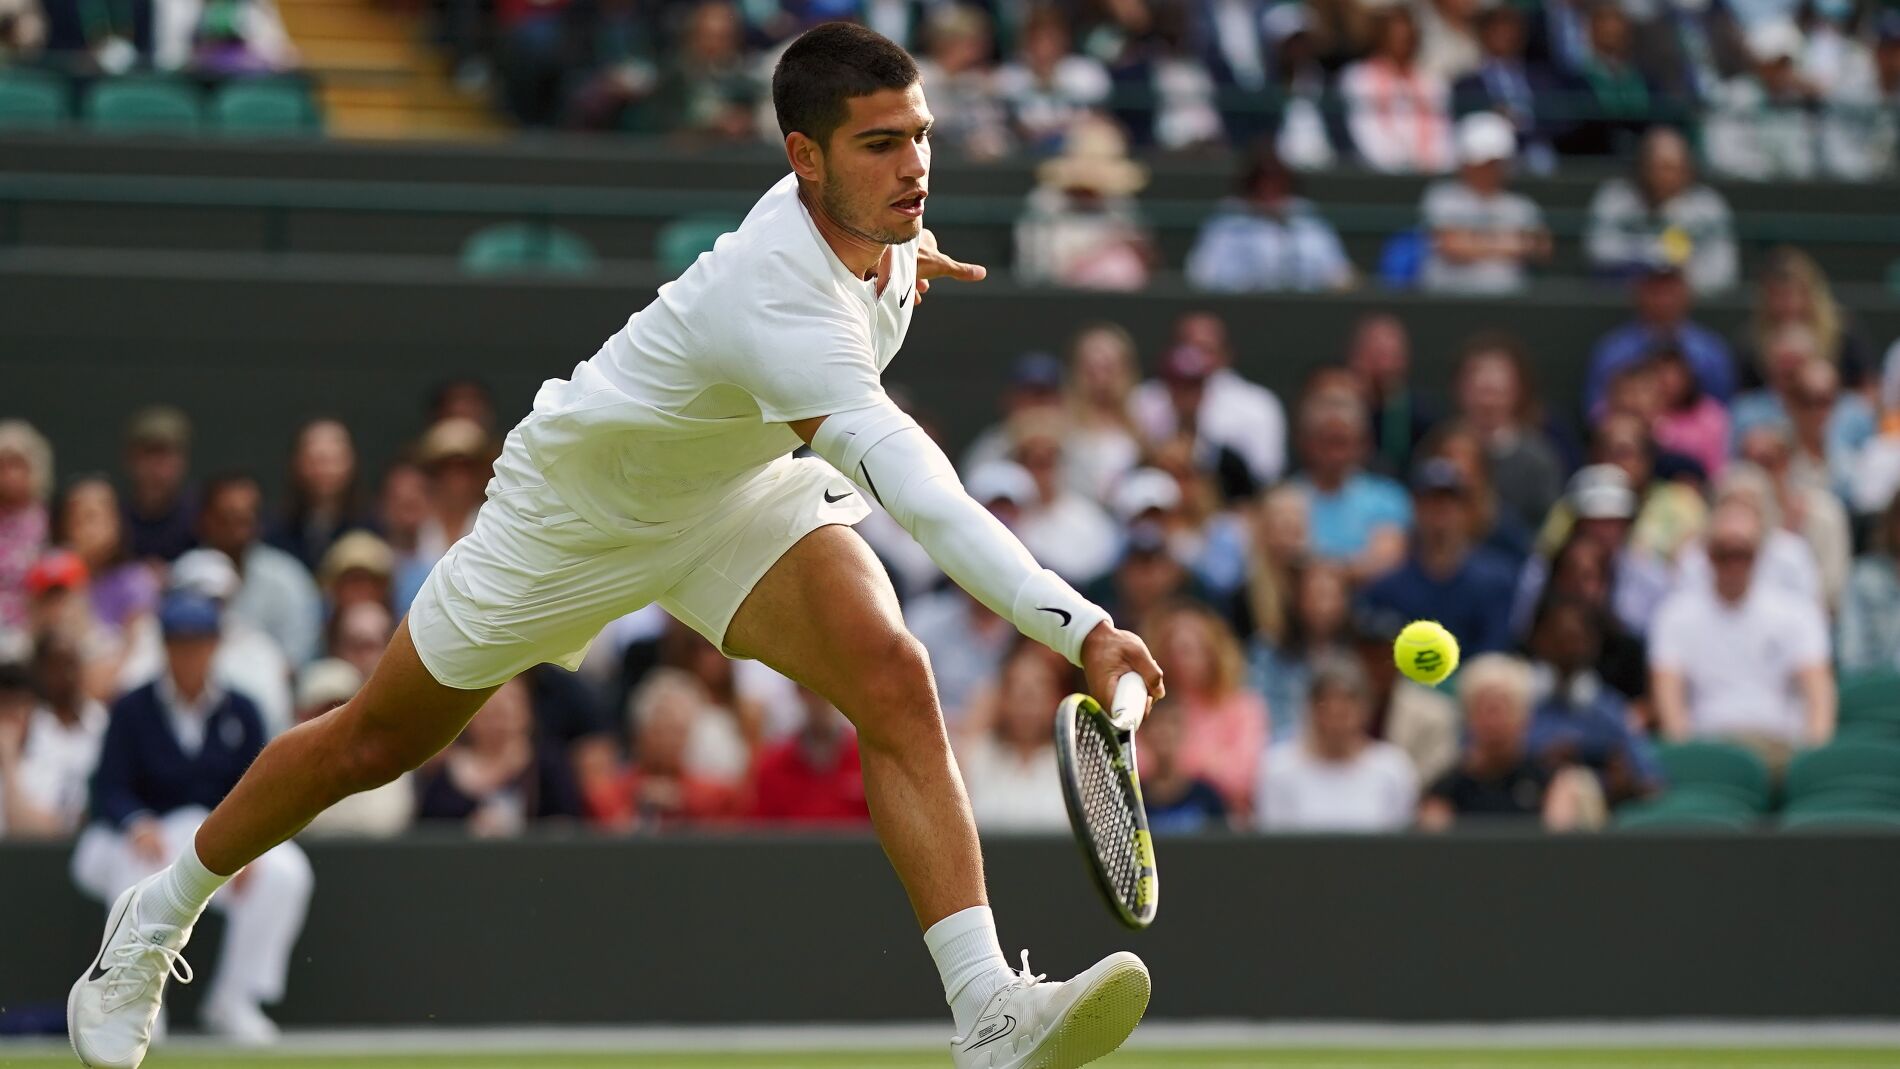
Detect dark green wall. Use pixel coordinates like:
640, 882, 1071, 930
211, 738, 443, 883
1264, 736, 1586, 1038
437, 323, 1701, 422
4, 833, 1898, 1026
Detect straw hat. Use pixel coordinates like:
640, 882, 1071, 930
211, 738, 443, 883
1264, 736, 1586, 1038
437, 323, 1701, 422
1036, 116, 1149, 198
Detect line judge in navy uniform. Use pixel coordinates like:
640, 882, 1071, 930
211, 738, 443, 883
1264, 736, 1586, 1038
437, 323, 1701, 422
71, 589, 313, 1045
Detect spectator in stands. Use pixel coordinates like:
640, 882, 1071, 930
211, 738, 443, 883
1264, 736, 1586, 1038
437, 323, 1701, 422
1647, 344, 1732, 482
1150, 600, 1268, 817
1416, 422, 1533, 569
1011, 409, 1120, 585
1290, 389, 1411, 581
1588, 407, 1714, 562
416, 677, 584, 835
1675, 465, 1823, 606
1257, 652, 1418, 832
1344, 605, 1458, 784
1186, 145, 1354, 293
1136, 697, 1229, 833
1452, 1, 1561, 172
961, 351, 1066, 476
267, 419, 364, 573
1653, 501, 1835, 766
994, 6, 1112, 152
1737, 421, 1851, 610
1339, 4, 1454, 173
1114, 461, 1246, 598
749, 687, 869, 824
318, 531, 395, 616
907, 582, 1012, 730
1014, 115, 1154, 290
0, 658, 33, 836
633, 0, 759, 140
1523, 532, 1651, 700
656, 622, 755, 784
1085, 519, 1208, 635
1844, 13, 1900, 178
1452, 333, 1565, 528
1839, 489, 1900, 675
1062, 323, 1145, 502
1361, 457, 1518, 655
1524, 595, 1662, 805
327, 597, 393, 685
1736, 246, 1876, 390
54, 476, 159, 638
1585, 126, 1738, 294
591, 668, 740, 829
416, 417, 494, 561
1129, 312, 1290, 492
0, 420, 51, 641
1519, 462, 1674, 637
1249, 558, 1352, 742
1342, 313, 1436, 476
1585, 256, 1737, 415
1706, 19, 1821, 179
1234, 482, 1309, 645
198, 472, 320, 667
1420, 111, 1551, 294
956, 640, 1073, 830
1416, 0, 1482, 82
1420, 653, 1602, 829
1730, 322, 1876, 493
0, 628, 104, 837
0, 0, 47, 61
20, 550, 119, 698
428, 377, 498, 436
1555, 0, 1664, 157
73, 588, 311, 1044
293, 658, 414, 838
558, 0, 663, 131
374, 460, 434, 614
1258, 3, 1339, 169
912, 4, 1010, 159
120, 547, 294, 735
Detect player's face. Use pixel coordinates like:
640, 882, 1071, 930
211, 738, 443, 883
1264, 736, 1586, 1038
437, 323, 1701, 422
819, 83, 933, 245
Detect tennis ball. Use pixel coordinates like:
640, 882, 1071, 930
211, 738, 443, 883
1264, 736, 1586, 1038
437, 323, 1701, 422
1394, 620, 1460, 686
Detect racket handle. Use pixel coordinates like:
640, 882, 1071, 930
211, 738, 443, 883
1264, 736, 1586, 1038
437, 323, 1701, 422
1109, 672, 1148, 733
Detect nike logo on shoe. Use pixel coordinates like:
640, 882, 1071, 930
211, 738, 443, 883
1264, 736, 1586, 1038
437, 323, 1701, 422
824, 489, 853, 504
1036, 606, 1072, 626
965, 1014, 1016, 1052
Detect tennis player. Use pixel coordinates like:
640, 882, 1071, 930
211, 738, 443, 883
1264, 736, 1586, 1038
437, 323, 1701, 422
70, 21, 1164, 1069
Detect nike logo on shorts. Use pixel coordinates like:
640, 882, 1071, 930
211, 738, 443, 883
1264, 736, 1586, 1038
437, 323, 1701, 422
824, 489, 854, 504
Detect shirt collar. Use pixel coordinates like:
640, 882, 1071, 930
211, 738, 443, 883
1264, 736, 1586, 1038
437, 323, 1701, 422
156, 674, 225, 720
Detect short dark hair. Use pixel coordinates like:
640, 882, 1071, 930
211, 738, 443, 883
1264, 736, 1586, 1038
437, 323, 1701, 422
772, 21, 919, 146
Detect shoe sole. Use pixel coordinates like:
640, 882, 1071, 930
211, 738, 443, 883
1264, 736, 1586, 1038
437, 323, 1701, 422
68, 883, 139, 1069
1020, 956, 1152, 1069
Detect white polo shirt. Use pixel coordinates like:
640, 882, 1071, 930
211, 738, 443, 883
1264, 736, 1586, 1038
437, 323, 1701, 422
1651, 581, 1831, 743
518, 174, 919, 534
1255, 740, 1419, 832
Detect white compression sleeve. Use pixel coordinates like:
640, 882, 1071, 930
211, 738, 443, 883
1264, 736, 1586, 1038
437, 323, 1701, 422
809, 400, 1110, 666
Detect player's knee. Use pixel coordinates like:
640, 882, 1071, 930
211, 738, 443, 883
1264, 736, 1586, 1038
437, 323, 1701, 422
336, 721, 431, 793
849, 632, 940, 749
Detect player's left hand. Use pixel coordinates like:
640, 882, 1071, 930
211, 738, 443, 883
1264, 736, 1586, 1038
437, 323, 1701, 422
909, 227, 986, 304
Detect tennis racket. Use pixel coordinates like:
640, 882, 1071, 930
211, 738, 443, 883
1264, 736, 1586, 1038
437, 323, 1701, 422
1054, 672, 1158, 931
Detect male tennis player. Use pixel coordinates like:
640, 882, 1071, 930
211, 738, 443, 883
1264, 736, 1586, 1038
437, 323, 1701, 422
70, 21, 1164, 1069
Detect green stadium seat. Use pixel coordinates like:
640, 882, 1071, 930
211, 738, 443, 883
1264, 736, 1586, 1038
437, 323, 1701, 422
1614, 806, 1755, 832
1836, 715, 1900, 742
1778, 807, 1900, 832
211, 79, 319, 136
1784, 739, 1900, 806
0, 68, 69, 129
83, 76, 202, 134
460, 223, 597, 276
1838, 668, 1900, 716
657, 215, 739, 278
1654, 741, 1772, 812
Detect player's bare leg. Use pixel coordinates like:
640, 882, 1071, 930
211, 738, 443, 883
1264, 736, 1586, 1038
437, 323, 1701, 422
724, 524, 1148, 1068
69, 620, 496, 1069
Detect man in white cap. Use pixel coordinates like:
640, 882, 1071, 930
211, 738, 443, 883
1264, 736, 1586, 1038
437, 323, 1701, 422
1420, 110, 1551, 294
1705, 19, 1820, 179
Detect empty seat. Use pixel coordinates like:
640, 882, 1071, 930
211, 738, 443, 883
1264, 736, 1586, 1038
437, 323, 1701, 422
656, 215, 739, 278
0, 68, 69, 129
1654, 741, 1772, 812
212, 78, 319, 135
1784, 740, 1900, 806
460, 223, 597, 276
84, 76, 202, 134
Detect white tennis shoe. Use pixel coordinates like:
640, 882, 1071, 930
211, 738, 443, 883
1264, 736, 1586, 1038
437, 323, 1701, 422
68, 875, 196, 1069
951, 950, 1151, 1069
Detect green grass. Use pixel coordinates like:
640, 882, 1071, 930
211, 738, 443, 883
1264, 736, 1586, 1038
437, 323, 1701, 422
4, 1051, 1900, 1069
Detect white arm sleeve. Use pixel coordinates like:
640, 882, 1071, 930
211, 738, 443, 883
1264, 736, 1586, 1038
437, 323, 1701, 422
810, 400, 1111, 666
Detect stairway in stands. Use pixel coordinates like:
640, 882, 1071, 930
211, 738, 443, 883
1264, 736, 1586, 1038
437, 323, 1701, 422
275, 0, 508, 138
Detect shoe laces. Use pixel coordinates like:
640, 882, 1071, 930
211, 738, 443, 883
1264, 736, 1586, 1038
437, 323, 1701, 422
103, 929, 195, 1009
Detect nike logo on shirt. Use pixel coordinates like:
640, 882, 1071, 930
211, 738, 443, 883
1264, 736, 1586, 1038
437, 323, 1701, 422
823, 489, 853, 504
899, 286, 912, 307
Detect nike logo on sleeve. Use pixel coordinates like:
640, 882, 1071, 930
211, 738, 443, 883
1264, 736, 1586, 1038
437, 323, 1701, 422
1037, 607, 1073, 627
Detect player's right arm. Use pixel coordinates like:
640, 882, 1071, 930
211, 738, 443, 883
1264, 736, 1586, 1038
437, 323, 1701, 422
790, 404, 1163, 706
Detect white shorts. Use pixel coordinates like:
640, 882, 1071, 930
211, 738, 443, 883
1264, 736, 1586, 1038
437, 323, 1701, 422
408, 444, 870, 690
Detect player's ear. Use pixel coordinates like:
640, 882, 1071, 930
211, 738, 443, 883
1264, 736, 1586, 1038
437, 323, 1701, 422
785, 131, 824, 184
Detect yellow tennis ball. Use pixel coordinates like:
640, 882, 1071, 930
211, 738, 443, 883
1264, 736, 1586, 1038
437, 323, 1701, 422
1394, 620, 1460, 686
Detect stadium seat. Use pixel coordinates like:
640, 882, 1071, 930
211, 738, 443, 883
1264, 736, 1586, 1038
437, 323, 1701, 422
1778, 807, 1900, 832
0, 68, 69, 129
1613, 805, 1755, 832
83, 76, 202, 134
1784, 739, 1900, 806
656, 215, 739, 278
212, 79, 320, 136
1654, 741, 1772, 812
460, 223, 597, 275
1838, 669, 1900, 716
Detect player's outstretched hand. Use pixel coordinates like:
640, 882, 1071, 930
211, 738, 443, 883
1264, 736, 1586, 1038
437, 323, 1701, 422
912, 227, 985, 303
1079, 621, 1165, 717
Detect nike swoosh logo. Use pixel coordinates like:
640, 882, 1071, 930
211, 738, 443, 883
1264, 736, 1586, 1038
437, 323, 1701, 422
823, 489, 853, 503
966, 1014, 1016, 1052
899, 286, 912, 307
87, 896, 133, 983
1037, 606, 1072, 627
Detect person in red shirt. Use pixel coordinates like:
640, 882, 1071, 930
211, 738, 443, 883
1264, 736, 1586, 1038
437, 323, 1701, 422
749, 686, 869, 825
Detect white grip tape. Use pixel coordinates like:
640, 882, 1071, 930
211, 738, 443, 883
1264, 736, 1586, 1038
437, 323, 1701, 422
1109, 672, 1149, 733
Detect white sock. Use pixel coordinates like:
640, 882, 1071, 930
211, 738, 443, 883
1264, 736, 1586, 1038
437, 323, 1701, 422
924, 905, 1014, 1036
137, 845, 230, 929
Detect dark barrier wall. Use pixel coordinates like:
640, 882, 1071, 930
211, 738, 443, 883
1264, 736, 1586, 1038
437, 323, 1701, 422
7, 254, 1900, 499
4, 834, 1899, 1025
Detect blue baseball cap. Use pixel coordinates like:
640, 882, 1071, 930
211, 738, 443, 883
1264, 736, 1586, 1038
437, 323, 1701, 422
157, 590, 222, 638
1011, 351, 1065, 392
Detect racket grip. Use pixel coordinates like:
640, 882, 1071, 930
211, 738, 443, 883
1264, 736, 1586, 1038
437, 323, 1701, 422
1109, 672, 1148, 733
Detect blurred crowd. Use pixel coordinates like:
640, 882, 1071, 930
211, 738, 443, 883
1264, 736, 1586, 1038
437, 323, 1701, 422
1, 0, 297, 77
2, 243, 1900, 848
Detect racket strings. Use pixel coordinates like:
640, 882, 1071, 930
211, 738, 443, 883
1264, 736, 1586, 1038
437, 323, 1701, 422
1075, 722, 1141, 907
